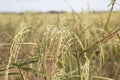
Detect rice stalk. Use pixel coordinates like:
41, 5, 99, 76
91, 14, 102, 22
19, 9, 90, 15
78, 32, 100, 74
94, 31, 104, 67
73, 32, 90, 80
104, 0, 116, 31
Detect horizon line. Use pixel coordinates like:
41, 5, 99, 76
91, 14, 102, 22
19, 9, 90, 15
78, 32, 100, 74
0, 10, 120, 14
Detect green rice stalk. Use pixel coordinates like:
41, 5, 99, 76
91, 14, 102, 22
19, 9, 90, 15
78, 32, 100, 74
94, 31, 104, 67
104, 0, 116, 31
73, 32, 90, 80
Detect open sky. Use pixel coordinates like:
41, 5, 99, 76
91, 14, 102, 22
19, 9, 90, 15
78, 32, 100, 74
0, 0, 120, 12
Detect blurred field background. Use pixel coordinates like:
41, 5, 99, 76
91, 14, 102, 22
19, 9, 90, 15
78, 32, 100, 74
0, 11, 120, 80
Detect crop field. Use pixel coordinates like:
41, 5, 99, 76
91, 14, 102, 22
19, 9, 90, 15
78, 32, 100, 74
0, 11, 120, 80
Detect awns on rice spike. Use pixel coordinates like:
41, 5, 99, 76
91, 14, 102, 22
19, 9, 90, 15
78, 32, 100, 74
5, 24, 30, 80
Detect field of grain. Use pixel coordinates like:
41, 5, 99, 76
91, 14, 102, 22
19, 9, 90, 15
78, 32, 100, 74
0, 12, 120, 80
